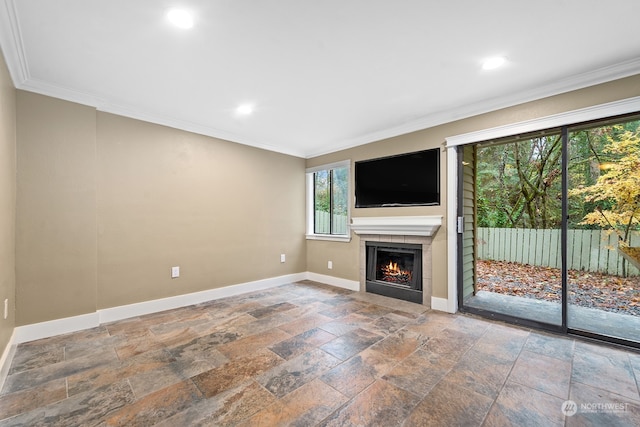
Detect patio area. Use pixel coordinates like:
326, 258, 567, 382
467, 260, 640, 342
466, 290, 640, 342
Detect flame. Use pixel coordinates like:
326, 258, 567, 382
383, 261, 410, 278
387, 261, 399, 274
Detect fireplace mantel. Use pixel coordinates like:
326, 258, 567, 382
351, 215, 442, 237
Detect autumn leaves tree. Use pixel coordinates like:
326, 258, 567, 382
569, 128, 640, 276
570, 129, 640, 245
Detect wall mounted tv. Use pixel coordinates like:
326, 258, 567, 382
354, 148, 440, 208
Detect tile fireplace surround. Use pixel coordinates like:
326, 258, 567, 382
351, 216, 442, 307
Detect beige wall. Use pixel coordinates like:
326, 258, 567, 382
15, 95, 306, 325
307, 74, 640, 300
96, 113, 306, 308
16, 92, 97, 325
0, 50, 16, 353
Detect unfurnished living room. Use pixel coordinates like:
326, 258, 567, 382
1, 1, 640, 426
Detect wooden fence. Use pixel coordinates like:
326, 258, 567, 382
477, 227, 640, 277
314, 211, 348, 235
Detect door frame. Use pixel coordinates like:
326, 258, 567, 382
446, 96, 640, 343
446, 96, 640, 311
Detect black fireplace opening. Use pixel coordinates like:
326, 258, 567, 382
366, 242, 422, 304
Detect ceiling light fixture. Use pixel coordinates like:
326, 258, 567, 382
482, 56, 506, 70
167, 8, 194, 29
236, 104, 254, 115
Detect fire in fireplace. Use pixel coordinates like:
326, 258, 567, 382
379, 260, 413, 285
366, 242, 422, 303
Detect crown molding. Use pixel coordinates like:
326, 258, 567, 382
306, 58, 640, 158
97, 102, 307, 158
16, 78, 307, 158
445, 96, 640, 147
2, 0, 639, 159
19, 77, 108, 108
0, 0, 29, 84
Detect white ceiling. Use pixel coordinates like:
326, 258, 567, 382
1, 0, 639, 158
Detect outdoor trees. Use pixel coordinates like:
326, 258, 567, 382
477, 121, 640, 233
477, 134, 562, 229
570, 128, 640, 243
474, 118, 640, 316
569, 127, 640, 275
313, 167, 348, 234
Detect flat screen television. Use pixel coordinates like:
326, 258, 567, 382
355, 148, 440, 208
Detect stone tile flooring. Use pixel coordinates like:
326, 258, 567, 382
1, 280, 640, 426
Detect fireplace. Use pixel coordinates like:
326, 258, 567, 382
366, 242, 422, 303
351, 216, 442, 307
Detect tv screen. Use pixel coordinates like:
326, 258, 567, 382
355, 148, 440, 208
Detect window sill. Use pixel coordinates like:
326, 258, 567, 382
305, 233, 351, 243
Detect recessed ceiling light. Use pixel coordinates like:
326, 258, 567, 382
167, 8, 194, 29
236, 104, 254, 115
482, 56, 506, 70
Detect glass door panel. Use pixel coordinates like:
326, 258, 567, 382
567, 119, 640, 342
463, 133, 563, 327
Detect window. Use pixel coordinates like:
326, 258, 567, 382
306, 160, 350, 241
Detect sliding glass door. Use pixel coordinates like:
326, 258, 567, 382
460, 113, 640, 346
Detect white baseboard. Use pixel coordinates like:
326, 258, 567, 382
431, 296, 456, 313
305, 272, 360, 291
10, 274, 453, 346
0, 330, 17, 393
98, 273, 306, 324
13, 273, 306, 344
14, 313, 100, 344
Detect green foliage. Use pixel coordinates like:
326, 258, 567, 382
331, 167, 348, 216
476, 134, 562, 229
314, 167, 348, 215
314, 170, 330, 213
477, 119, 640, 232
314, 167, 348, 235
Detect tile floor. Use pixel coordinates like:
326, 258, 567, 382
1, 280, 640, 426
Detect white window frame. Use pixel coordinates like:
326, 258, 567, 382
305, 160, 351, 242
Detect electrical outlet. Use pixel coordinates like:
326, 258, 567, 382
171, 266, 180, 278
328, 261, 333, 269
3, 299, 7, 320
280, 254, 286, 263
